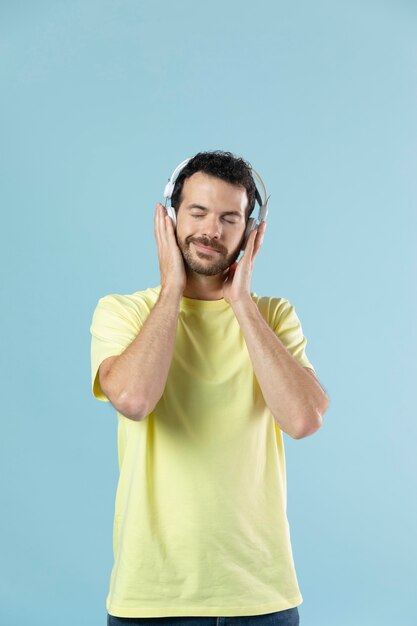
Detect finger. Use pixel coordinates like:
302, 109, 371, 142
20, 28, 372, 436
155, 203, 167, 253
244, 228, 258, 259
165, 212, 179, 252
252, 222, 266, 261
154, 203, 162, 247
253, 222, 266, 258
165, 211, 175, 237
158, 203, 168, 247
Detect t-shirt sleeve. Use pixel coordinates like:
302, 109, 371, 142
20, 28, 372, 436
272, 298, 316, 372
89, 295, 142, 402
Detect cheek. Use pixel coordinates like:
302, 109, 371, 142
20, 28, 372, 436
176, 218, 192, 237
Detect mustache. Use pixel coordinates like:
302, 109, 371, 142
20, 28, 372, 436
190, 239, 223, 252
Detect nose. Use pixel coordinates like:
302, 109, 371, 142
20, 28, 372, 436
199, 215, 222, 241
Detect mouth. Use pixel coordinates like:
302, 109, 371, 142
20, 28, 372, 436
193, 242, 220, 254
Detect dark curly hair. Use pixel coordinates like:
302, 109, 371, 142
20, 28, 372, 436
170, 150, 261, 222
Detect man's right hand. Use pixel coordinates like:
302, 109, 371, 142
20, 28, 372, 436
154, 202, 187, 297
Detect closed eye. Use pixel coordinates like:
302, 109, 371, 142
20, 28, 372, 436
192, 214, 237, 225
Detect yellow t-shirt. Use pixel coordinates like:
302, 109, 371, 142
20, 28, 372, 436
90, 284, 316, 618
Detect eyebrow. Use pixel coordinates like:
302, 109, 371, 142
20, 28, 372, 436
186, 203, 242, 217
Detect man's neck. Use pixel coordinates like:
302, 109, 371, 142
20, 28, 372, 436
182, 273, 227, 301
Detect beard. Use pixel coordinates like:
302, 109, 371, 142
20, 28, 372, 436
176, 233, 243, 277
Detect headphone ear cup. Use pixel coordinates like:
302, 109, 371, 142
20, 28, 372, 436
166, 206, 177, 229
241, 218, 256, 251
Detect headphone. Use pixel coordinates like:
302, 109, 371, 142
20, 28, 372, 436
163, 156, 271, 252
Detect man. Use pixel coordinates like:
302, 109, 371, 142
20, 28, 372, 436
90, 150, 329, 625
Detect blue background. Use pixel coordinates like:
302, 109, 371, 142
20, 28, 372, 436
1, 1, 416, 625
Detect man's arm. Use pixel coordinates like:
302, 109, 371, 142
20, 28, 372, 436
232, 296, 329, 439
100, 288, 181, 421
97, 203, 188, 420
304, 366, 329, 397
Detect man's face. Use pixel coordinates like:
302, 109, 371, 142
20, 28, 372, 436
174, 172, 248, 276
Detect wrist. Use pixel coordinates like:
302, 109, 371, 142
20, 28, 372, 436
230, 293, 255, 315
159, 285, 183, 304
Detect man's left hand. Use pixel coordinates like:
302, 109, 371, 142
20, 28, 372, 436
222, 220, 267, 305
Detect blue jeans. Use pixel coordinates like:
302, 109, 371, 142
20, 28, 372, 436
107, 607, 300, 625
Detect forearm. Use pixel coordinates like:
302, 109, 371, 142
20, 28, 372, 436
232, 296, 328, 438
107, 288, 181, 419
